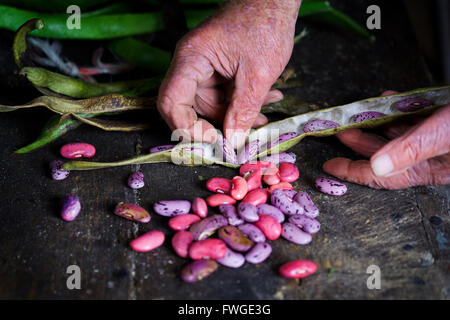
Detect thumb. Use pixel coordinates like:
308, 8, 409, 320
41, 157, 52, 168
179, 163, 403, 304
223, 67, 273, 149
370, 105, 450, 177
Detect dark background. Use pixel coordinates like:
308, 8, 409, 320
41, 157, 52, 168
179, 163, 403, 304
0, 0, 448, 299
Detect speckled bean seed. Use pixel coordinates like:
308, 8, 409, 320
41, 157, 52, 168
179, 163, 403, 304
293, 192, 319, 218
254, 214, 282, 240
394, 97, 433, 112
127, 171, 145, 189
288, 215, 321, 234
279, 260, 317, 279
237, 223, 266, 243
237, 202, 259, 222
278, 162, 299, 183
352, 111, 386, 123
206, 194, 236, 207
171, 230, 194, 258
130, 230, 165, 252
206, 177, 232, 194
215, 132, 238, 165
257, 204, 285, 223
238, 139, 260, 164
114, 202, 151, 223
241, 188, 270, 206
61, 194, 81, 221
315, 177, 347, 196
169, 214, 201, 231
218, 226, 254, 252
60, 142, 96, 159
50, 160, 70, 180
219, 204, 244, 226
303, 119, 339, 133
267, 132, 300, 150
189, 214, 228, 240
181, 259, 218, 282
263, 152, 296, 165
153, 200, 191, 216
281, 222, 312, 245
245, 242, 272, 264
230, 176, 248, 200
216, 247, 246, 268
149, 144, 175, 153
189, 238, 227, 260
270, 189, 304, 215
192, 197, 208, 218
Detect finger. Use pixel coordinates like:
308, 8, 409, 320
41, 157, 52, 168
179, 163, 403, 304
264, 90, 283, 105
370, 105, 450, 177
157, 54, 217, 143
252, 113, 268, 128
323, 157, 422, 190
223, 67, 274, 149
381, 90, 398, 96
336, 128, 388, 158
381, 121, 412, 139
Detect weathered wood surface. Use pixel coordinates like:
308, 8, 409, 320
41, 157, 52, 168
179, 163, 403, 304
0, 0, 448, 299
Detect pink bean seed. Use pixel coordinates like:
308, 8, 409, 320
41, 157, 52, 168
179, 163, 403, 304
230, 176, 248, 200
169, 214, 201, 231
60, 142, 96, 159
254, 214, 282, 240
192, 197, 208, 218
241, 188, 270, 206
189, 239, 227, 260
278, 162, 299, 183
279, 260, 317, 279
172, 231, 194, 258
206, 177, 232, 194
130, 230, 165, 252
206, 194, 236, 207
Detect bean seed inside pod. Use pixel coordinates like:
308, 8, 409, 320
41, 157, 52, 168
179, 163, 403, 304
50, 160, 70, 180
153, 200, 191, 217
394, 97, 433, 112
181, 259, 218, 282
127, 171, 145, 189
61, 194, 81, 221
114, 202, 151, 223
215, 132, 238, 165
266, 132, 300, 150
149, 144, 175, 153
263, 152, 297, 165
352, 111, 386, 123
315, 177, 347, 196
303, 119, 339, 133
60, 142, 96, 159
238, 139, 261, 164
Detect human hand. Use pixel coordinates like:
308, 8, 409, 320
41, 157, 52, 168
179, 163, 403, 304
323, 91, 450, 189
157, 0, 302, 148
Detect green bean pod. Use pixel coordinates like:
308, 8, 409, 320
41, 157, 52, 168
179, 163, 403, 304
62, 86, 450, 171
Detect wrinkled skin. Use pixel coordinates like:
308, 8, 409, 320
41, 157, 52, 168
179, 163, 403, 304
157, 0, 302, 149
324, 91, 450, 190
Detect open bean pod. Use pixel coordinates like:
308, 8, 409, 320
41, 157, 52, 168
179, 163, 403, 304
62, 86, 450, 171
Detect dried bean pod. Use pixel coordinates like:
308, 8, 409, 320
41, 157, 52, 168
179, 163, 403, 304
245, 242, 272, 264
181, 259, 218, 282
189, 214, 228, 240
114, 202, 151, 223
219, 204, 244, 226
149, 144, 175, 153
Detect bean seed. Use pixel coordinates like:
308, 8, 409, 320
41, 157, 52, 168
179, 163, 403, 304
153, 200, 191, 217
315, 177, 347, 196
114, 202, 150, 223
61, 194, 81, 221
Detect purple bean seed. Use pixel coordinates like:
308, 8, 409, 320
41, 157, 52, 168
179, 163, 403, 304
263, 152, 297, 165
281, 222, 312, 245
293, 192, 319, 218
238, 139, 261, 164
180, 259, 218, 283
215, 132, 238, 165
352, 111, 386, 123
216, 247, 246, 268
288, 215, 320, 234
50, 160, 70, 181
267, 132, 300, 150
270, 189, 304, 215
315, 177, 347, 196
256, 204, 285, 223
114, 202, 151, 223
237, 223, 266, 243
394, 97, 433, 112
153, 200, 191, 217
61, 194, 81, 221
189, 214, 228, 240
219, 204, 244, 226
237, 202, 259, 222
245, 242, 272, 264
218, 226, 254, 252
127, 171, 145, 189
303, 119, 339, 133
149, 144, 175, 153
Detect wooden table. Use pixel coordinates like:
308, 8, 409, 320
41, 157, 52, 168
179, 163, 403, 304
0, 0, 448, 299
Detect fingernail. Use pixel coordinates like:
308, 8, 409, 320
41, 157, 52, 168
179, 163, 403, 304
371, 154, 394, 177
